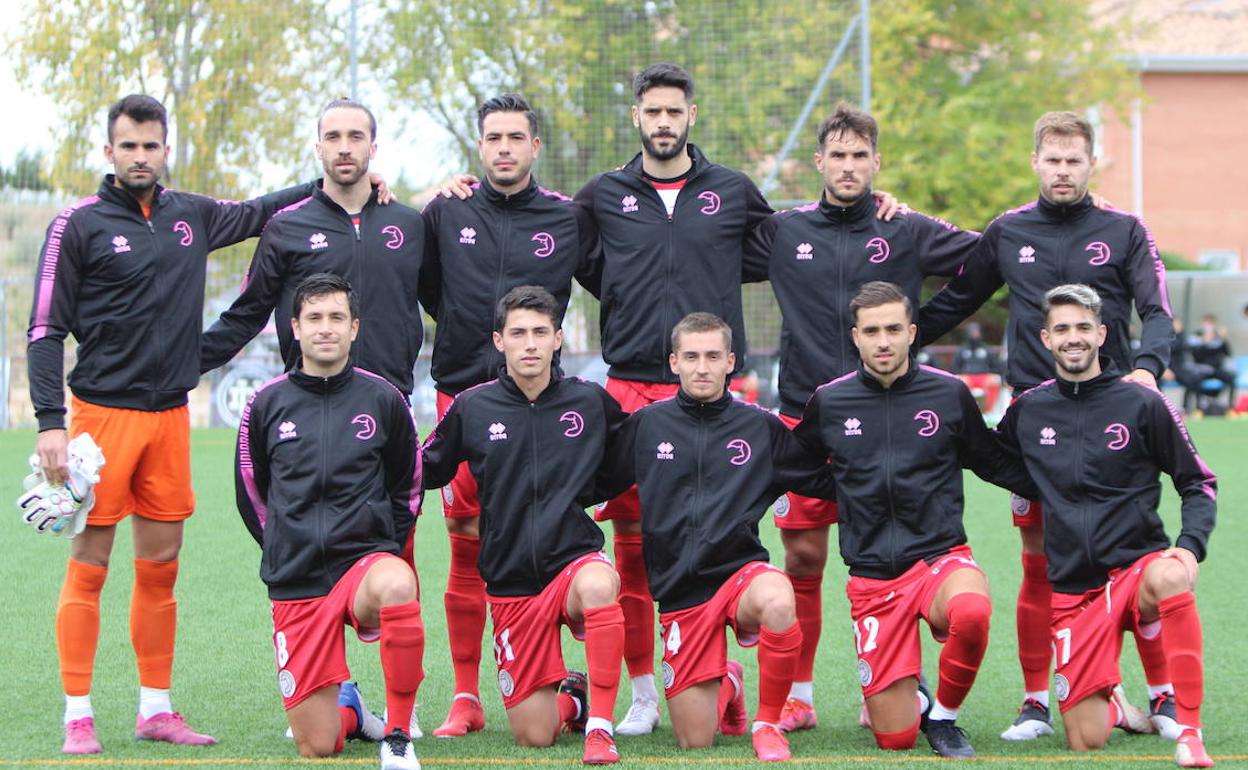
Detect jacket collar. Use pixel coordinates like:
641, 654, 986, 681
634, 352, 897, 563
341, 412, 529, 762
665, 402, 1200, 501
818, 188, 877, 225
311, 179, 379, 215
290, 364, 355, 394
623, 143, 708, 180
99, 175, 165, 216
675, 384, 733, 419
856, 356, 920, 392
1055, 356, 1120, 399
479, 175, 539, 207
496, 364, 565, 403
1036, 191, 1094, 222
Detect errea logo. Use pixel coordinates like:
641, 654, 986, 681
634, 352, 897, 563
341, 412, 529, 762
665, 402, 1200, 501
621, 195, 639, 213
1040, 426, 1057, 446
488, 422, 507, 441
1018, 244, 1036, 263
843, 417, 863, 436
459, 226, 477, 245
278, 421, 297, 440
309, 232, 328, 250
656, 441, 675, 460
796, 242, 813, 260
111, 235, 131, 253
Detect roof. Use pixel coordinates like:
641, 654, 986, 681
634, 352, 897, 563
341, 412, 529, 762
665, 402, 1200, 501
1095, 0, 1248, 65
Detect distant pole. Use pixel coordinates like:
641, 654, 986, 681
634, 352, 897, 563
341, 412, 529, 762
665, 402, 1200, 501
860, 0, 871, 112
349, 0, 360, 100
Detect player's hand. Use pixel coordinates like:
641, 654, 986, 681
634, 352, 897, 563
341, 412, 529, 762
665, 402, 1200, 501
369, 173, 394, 205
1122, 368, 1158, 391
36, 429, 69, 486
1164, 547, 1200, 589
873, 190, 908, 221
439, 174, 478, 199
1090, 192, 1115, 210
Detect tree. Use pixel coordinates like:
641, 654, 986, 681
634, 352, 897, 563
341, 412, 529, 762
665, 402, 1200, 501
6, 0, 339, 197
0, 150, 50, 192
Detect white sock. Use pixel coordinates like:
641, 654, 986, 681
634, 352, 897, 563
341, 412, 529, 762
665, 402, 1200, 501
1148, 683, 1174, 700
631, 675, 658, 703
726, 667, 743, 699
751, 720, 777, 734
452, 692, 481, 704
928, 698, 959, 722
916, 687, 931, 714
1025, 689, 1050, 709
139, 686, 172, 719
64, 694, 92, 724
585, 717, 613, 736
788, 681, 813, 705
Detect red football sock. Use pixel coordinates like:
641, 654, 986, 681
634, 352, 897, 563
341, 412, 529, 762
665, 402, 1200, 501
756, 622, 802, 724
336, 705, 357, 753
614, 532, 654, 678
131, 558, 178, 689
1159, 592, 1204, 728
57, 559, 108, 696
445, 533, 486, 697
583, 603, 625, 722
1017, 551, 1052, 692
717, 667, 740, 721
380, 599, 425, 734
874, 716, 920, 750
557, 687, 582, 724
789, 574, 822, 685
937, 592, 991, 710
1134, 625, 1171, 689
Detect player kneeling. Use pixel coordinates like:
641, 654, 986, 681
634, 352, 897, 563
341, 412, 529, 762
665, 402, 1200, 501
793, 282, 1040, 758
235, 274, 425, 769
422, 286, 628, 764
601, 313, 839, 761
998, 285, 1216, 768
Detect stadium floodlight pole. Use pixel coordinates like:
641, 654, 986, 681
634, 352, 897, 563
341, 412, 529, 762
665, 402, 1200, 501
349, 0, 359, 100
860, 0, 871, 112
760, 11, 862, 195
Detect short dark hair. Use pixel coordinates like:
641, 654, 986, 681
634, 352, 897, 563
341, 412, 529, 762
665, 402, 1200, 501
1043, 283, 1102, 324
292, 272, 358, 319
671, 312, 732, 352
817, 102, 878, 151
478, 94, 539, 138
318, 97, 377, 140
494, 285, 559, 332
633, 63, 694, 101
107, 94, 168, 143
849, 281, 912, 323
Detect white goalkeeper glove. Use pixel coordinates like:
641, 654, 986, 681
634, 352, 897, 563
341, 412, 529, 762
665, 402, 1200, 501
17, 432, 105, 539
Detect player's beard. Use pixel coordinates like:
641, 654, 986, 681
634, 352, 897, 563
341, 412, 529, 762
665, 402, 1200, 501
862, 346, 907, 380
1055, 344, 1096, 377
324, 156, 369, 187
826, 176, 869, 205
117, 166, 161, 195
640, 125, 689, 163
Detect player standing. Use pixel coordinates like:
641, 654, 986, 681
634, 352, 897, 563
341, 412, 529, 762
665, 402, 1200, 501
28, 94, 316, 754
421, 286, 627, 765
745, 104, 977, 730
235, 273, 425, 770
918, 111, 1176, 740
600, 312, 838, 761
996, 284, 1216, 768
794, 282, 1039, 758
417, 94, 600, 737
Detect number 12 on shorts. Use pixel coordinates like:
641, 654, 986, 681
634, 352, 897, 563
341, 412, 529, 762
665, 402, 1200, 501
853, 616, 879, 655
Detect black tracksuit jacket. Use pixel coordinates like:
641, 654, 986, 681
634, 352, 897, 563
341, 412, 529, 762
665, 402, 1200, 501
235, 366, 421, 601
28, 176, 309, 429
573, 145, 772, 383
794, 361, 1038, 580
918, 194, 1174, 390
421, 370, 627, 597
746, 192, 975, 417
418, 177, 600, 396
200, 184, 427, 395
599, 389, 836, 612
997, 360, 1217, 594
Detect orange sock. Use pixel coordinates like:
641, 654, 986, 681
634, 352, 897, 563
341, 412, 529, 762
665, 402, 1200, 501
131, 559, 178, 689
789, 574, 822, 684
445, 534, 485, 697
614, 532, 654, 677
583, 604, 625, 722
57, 559, 108, 696
1017, 551, 1052, 692
1159, 592, 1204, 729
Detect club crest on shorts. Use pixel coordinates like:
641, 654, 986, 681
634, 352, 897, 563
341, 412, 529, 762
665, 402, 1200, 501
498, 669, 515, 698
441, 485, 454, 508
662, 662, 676, 690
1010, 494, 1031, 516
774, 494, 791, 517
857, 658, 873, 687
1055, 673, 1070, 702
278, 669, 297, 699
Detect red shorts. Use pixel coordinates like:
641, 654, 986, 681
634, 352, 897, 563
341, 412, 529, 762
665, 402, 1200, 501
435, 391, 480, 519
846, 546, 982, 697
1006, 392, 1042, 529
269, 552, 399, 709
70, 396, 195, 526
487, 551, 614, 709
594, 378, 679, 523
1051, 551, 1168, 713
658, 561, 781, 697
773, 412, 838, 529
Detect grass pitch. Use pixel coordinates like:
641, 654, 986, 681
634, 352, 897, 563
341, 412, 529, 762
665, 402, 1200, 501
0, 420, 1244, 769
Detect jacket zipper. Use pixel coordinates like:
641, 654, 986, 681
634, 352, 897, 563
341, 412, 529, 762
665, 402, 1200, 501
688, 417, 706, 579
144, 213, 166, 406
884, 389, 899, 577
317, 386, 331, 573
1073, 393, 1094, 575
528, 401, 542, 589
